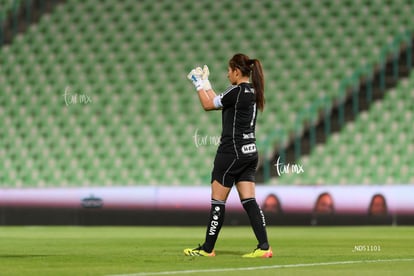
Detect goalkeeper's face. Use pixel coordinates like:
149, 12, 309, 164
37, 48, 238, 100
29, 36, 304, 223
227, 66, 238, 85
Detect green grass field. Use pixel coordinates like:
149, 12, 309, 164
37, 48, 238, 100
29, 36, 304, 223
0, 226, 413, 275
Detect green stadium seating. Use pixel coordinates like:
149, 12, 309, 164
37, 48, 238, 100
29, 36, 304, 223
0, 0, 413, 187
272, 73, 414, 185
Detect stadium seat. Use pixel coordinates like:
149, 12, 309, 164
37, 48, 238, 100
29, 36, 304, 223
0, 0, 413, 187
271, 73, 414, 185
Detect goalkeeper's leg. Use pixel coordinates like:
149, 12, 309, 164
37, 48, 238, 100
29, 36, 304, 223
237, 181, 272, 258
184, 180, 230, 256
184, 198, 226, 256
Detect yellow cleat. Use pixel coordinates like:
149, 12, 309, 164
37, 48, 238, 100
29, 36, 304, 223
242, 247, 273, 258
183, 245, 215, 257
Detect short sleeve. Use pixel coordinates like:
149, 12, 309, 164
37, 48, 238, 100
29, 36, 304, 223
220, 85, 239, 108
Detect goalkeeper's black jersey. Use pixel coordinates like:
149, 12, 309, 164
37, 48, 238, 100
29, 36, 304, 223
217, 82, 258, 159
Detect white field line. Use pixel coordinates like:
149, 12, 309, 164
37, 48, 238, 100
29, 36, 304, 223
107, 258, 414, 276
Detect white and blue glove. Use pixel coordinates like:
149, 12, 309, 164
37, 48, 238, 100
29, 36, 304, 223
187, 67, 204, 91
187, 65, 212, 92
201, 65, 212, 91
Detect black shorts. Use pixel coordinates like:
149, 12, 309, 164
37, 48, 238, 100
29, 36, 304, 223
211, 153, 258, 188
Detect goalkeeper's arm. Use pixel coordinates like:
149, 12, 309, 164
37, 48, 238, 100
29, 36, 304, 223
187, 66, 221, 111
197, 88, 219, 111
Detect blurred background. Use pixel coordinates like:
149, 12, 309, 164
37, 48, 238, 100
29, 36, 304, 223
0, 0, 413, 225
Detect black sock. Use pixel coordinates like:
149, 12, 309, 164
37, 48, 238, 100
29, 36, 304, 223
242, 198, 269, 250
202, 199, 226, 253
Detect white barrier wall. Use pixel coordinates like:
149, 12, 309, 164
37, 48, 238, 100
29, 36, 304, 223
0, 185, 413, 215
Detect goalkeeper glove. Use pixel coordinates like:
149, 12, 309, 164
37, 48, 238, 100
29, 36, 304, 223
187, 67, 204, 91
201, 65, 212, 91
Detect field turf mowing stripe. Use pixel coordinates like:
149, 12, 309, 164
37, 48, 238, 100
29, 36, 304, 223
109, 258, 414, 276
0, 226, 413, 276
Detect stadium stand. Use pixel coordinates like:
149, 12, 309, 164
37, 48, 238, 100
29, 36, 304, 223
1, 0, 64, 45
0, 0, 413, 187
271, 72, 414, 185
0, 1, 13, 14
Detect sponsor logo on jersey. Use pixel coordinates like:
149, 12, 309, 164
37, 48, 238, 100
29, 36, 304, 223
244, 87, 255, 94
243, 133, 255, 139
241, 143, 257, 154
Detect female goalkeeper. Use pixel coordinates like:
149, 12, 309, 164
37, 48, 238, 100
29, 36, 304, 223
184, 53, 272, 258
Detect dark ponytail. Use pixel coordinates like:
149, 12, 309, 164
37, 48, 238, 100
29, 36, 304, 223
229, 53, 265, 111
250, 59, 265, 112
